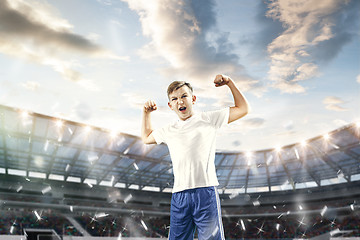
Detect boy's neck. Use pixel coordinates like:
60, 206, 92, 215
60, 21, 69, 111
179, 111, 195, 121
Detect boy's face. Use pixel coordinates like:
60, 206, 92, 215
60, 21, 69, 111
168, 86, 196, 121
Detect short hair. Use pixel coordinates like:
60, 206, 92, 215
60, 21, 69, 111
167, 81, 193, 98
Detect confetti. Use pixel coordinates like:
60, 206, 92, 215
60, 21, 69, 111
34, 211, 41, 221
16, 186, 23, 192
88, 155, 98, 163
212, 226, 219, 236
330, 142, 339, 149
350, 204, 354, 211
276, 223, 280, 231
44, 140, 49, 152
229, 192, 239, 199
294, 148, 300, 159
70, 206, 73, 212
253, 200, 261, 206
320, 205, 327, 216
117, 233, 122, 240
240, 219, 246, 231
298, 205, 303, 210
141, 219, 148, 231
123, 147, 130, 155
65, 164, 71, 172
337, 171, 344, 179
330, 229, 340, 236
133, 163, 139, 170
124, 194, 132, 204
87, 182, 93, 188
95, 212, 109, 218
42, 186, 51, 194
10, 226, 14, 234
266, 155, 273, 165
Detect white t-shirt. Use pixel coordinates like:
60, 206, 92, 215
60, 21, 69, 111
152, 108, 229, 193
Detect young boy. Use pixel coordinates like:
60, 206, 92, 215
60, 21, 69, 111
141, 74, 249, 239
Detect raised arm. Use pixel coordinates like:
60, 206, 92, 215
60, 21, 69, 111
214, 74, 250, 123
141, 100, 157, 144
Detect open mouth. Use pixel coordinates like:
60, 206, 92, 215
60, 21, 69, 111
179, 106, 186, 112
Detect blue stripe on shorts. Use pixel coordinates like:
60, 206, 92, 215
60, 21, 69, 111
169, 186, 225, 240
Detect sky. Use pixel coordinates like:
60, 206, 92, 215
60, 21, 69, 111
0, 0, 359, 152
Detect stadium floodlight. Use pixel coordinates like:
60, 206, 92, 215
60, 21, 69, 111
110, 130, 118, 139
20, 110, 29, 119
275, 146, 282, 153
323, 133, 330, 141
84, 125, 92, 134
55, 119, 63, 128
301, 140, 307, 147
246, 152, 252, 166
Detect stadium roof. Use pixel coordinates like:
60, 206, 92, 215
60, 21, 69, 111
0, 104, 359, 194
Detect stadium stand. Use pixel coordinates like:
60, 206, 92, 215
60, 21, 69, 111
0, 105, 359, 239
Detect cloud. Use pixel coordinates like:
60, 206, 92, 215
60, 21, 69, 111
357, 74, 360, 84
265, 0, 360, 93
245, 1, 284, 60
333, 119, 348, 127
323, 96, 348, 112
0, 0, 126, 82
283, 120, 294, 131
73, 102, 93, 121
241, 118, 266, 129
220, 117, 265, 134
21, 81, 40, 91
122, 0, 264, 95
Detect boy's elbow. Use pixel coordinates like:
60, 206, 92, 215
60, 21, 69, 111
244, 104, 250, 116
141, 132, 156, 145
141, 136, 150, 144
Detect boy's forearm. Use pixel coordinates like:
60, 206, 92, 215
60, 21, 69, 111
141, 111, 153, 141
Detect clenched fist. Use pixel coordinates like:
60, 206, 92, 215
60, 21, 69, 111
214, 74, 231, 87
143, 100, 157, 113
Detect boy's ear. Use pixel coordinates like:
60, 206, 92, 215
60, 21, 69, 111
192, 95, 196, 104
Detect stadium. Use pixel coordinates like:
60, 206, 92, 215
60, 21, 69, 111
0, 104, 359, 239
1, 0, 359, 239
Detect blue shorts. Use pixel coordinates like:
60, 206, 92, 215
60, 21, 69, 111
169, 186, 225, 240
